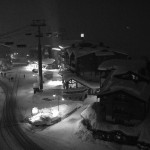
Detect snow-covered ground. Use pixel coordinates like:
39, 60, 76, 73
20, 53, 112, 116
0, 65, 146, 150
0, 86, 5, 120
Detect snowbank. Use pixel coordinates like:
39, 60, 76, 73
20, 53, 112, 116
75, 119, 94, 142
0, 87, 5, 119
78, 102, 150, 146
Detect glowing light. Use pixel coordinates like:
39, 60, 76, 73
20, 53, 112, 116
81, 33, 84, 38
52, 48, 61, 51
53, 94, 56, 97
11, 54, 15, 59
51, 109, 59, 117
32, 107, 39, 115
59, 45, 64, 49
62, 98, 64, 101
47, 81, 63, 86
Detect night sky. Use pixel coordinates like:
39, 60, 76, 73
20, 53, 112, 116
0, 0, 150, 58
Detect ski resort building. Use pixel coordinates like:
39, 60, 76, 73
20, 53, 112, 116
97, 71, 150, 126
58, 41, 129, 100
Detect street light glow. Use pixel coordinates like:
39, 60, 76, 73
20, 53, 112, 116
47, 81, 62, 86
52, 48, 61, 51
81, 33, 84, 38
32, 107, 39, 115
59, 45, 64, 49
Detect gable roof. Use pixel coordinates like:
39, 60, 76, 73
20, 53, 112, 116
98, 59, 146, 72
99, 73, 150, 102
65, 42, 128, 59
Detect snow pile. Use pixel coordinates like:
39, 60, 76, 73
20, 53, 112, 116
80, 102, 106, 130
76, 102, 150, 145
28, 107, 54, 126
27, 102, 83, 126
75, 119, 94, 142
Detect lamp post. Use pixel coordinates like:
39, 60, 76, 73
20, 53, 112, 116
53, 94, 59, 111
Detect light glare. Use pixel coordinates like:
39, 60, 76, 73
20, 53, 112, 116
32, 107, 39, 115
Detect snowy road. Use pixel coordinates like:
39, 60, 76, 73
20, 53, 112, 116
0, 69, 44, 150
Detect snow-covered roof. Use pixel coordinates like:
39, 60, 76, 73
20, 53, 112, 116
42, 58, 55, 65
98, 59, 146, 72
58, 40, 81, 47
65, 42, 128, 59
100, 74, 150, 102
62, 72, 100, 89
66, 47, 99, 58
95, 51, 115, 56
107, 48, 128, 56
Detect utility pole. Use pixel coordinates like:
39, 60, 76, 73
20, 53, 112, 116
31, 20, 46, 90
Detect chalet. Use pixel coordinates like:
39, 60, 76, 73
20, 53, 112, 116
97, 71, 150, 126
97, 59, 148, 88
60, 41, 128, 78
58, 41, 129, 100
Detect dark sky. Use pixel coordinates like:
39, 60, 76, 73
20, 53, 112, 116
0, 0, 150, 58
58, 0, 150, 58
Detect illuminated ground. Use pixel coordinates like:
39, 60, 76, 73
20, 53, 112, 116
0, 65, 141, 150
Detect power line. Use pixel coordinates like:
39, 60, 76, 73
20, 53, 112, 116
0, 25, 30, 39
